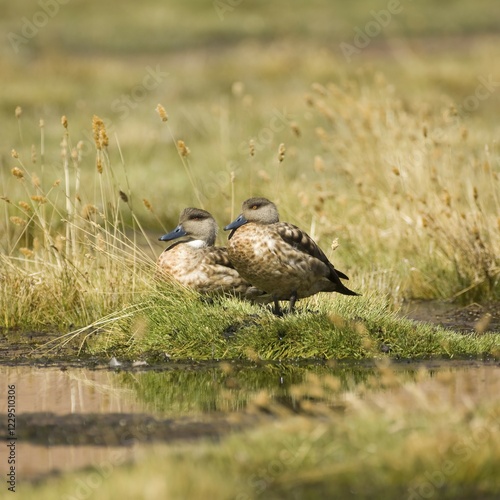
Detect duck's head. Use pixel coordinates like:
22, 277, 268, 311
224, 197, 279, 238
159, 207, 217, 247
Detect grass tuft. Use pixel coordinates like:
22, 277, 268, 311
82, 289, 500, 361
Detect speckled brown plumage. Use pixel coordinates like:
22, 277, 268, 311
224, 197, 358, 313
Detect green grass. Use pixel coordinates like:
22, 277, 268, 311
48, 284, 498, 361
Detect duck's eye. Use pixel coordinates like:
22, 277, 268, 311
251, 205, 258, 210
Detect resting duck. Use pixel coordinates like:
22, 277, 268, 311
157, 207, 264, 300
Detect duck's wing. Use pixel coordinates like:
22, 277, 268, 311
202, 246, 236, 269
201, 246, 272, 298
275, 222, 350, 280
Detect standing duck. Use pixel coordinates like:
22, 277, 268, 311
224, 197, 358, 314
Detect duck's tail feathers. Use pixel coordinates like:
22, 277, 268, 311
337, 283, 360, 296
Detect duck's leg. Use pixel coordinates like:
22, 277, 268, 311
272, 299, 283, 316
288, 291, 298, 314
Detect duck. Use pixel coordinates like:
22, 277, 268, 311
157, 207, 265, 300
224, 197, 359, 314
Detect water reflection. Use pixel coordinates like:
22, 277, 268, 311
116, 362, 378, 415
0, 366, 148, 415
0, 360, 497, 481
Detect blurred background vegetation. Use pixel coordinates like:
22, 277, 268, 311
2, 0, 499, 213
1, 0, 499, 305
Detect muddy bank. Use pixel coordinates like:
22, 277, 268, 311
400, 301, 500, 334
1, 412, 249, 447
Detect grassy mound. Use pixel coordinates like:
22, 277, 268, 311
55, 285, 497, 361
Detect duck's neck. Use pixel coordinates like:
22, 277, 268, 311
186, 239, 208, 249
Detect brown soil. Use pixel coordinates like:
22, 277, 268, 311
400, 301, 500, 334
1, 411, 248, 447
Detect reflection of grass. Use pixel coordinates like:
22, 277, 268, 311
21, 364, 500, 499
116, 362, 377, 415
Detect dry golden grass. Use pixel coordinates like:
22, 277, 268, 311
291, 77, 500, 301
1, 115, 157, 331
1, 66, 499, 338
1, 11, 499, 335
